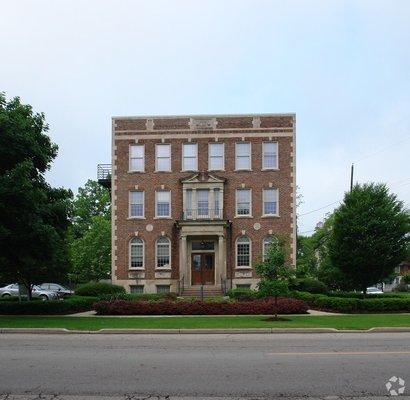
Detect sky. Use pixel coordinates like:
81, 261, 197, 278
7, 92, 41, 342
1, 0, 409, 234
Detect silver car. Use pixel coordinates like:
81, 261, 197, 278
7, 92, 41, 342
0, 283, 58, 301
39, 283, 74, 298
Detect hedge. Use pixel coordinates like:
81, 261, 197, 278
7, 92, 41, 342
289, 278, 328, 294
0, 296, 99, 315
226, 288, 258, 301
94, 298, 309, 315
98, 292, 178, 302
75, 282, 125, 297
292, 291, 410, 313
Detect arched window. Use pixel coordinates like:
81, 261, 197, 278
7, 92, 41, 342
130, 237, 144, 269
263, 235, 277, 261
236, 236, 251, 267
156, 237, 171, 268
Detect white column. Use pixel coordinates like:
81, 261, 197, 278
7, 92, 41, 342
220, 187, 224, 219
180, 235, 188, 287
182, 188, 187, 218
192, 189, 197, 220
209, 188, 215, 219
218, 235, 225, 281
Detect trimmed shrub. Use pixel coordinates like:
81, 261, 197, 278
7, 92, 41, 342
402, 273, 410, 284
292, 291, 410, 313
94, 297, 309, 315
290, 278, 328, 294
98, 292, 178, 302
226, 288, 258, 301
0, 296, 99, 315
75, 282, 125, 297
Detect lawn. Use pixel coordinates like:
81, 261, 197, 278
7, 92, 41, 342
0, 314, 410, 330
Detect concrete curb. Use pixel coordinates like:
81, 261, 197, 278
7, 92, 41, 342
1, 327, 410, 334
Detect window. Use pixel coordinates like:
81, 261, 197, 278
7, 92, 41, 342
192, 241, 215, 251
263, 235, 277, 260
185, 189, 193, 218
130, 285, 144, 294
182, 143, 198, 171
156, 237, 171, 268
262, 142, 278, 169
236, 189, 251, 216
263, 188, 278, 215
130, 237, 144, 269
156, 190, 171, 217
156, 285, 170, 294
129, 144, 144, 171
235, 142, 251, 170
156, 144, 171, 171
197, 189, 209, 217
129, 191, 144, 218
209, 143, 224, 170
236, 284, 251, 289
236, 236, 251, 268
214, 188, 220, 217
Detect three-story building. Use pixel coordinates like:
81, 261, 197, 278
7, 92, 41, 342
107, 113, 296, 295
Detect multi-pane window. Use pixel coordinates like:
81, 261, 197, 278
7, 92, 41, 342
182, 143, 198, 171
197, 189, 209, 217
236, 189, 251, 216
130, 285, 144, 294
262, 142, 278, 169
156, 190, 171, 217
235, 142, 251, 170
263, 235, 277, 260
130, 145, 144, 171
185, 189, 193, 218
156, 144, 171, 171
263, 188, 278, 215
236, 236, 251, 267
129, 191, 144, 217
209, 143, 224, 170
156, 237, 171, 268
130, 237, 144, 268
156, 285, 171, 294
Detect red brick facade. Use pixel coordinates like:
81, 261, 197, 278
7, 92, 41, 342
112, 114, 296, 294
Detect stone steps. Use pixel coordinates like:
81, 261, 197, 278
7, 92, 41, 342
181, 287, 224, 297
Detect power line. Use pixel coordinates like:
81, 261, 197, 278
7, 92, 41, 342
298, 201, 340, 217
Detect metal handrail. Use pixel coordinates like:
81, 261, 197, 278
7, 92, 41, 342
182, 208, 223, 220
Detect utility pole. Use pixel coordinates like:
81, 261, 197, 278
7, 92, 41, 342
350, 163, 354, 191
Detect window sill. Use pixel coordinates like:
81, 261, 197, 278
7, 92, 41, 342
208, 169, 225, 172
128, 170, 145, 174
261, 168, 279, 171
127, 217, 146, 220
129, 267, 145, 271
155, 267, 172, 271
154, 170, 172, 173
235, 266, 253, 270
234, 169, 252, 172
261, 214, 280, 218
154, 216, 173, 220
234, 215, 253, 219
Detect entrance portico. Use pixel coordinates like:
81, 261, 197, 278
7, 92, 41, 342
177, 222, 228, 291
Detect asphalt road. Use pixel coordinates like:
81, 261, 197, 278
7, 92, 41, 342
0, 332, 409, 398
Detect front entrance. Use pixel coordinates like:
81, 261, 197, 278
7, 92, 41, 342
191, 253, 215, 285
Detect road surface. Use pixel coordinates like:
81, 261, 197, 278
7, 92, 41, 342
0, 332, 409, 398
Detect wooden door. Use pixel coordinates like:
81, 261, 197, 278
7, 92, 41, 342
191, 253, 215, 285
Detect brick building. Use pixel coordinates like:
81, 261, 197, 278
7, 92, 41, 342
104, 113, 296, 295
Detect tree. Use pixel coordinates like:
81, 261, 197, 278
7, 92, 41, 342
329, 183, 410, 293
256, 236, 292, 320
0, 94, 72, 299
68, 179, 111, 282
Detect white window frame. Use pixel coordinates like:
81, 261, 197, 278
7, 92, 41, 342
235, 142, 251, 170
155, 144, 171, 172
155, 190, 171, 218
129, 237, 145, 270
262, 141, 278, 170
155, 236, 171, 269
182, 143, 198, 171
236, 236, 252, 269
262, 235, 277, 261
129, 144, 145, 172
235, 188, 252, 217
262, 188, 279, 216
208, 142, 225, 171
129, 190, 145, 218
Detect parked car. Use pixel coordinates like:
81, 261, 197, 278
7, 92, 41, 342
0, 283, 58, 300
39, 283, 74, 298
366, 286, 383, 294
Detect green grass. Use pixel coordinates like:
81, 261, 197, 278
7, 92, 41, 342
0, 314, 409, 330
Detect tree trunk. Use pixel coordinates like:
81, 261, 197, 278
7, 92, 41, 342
274, 295, 278, 320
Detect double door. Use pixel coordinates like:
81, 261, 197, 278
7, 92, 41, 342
191, 253, 215, 285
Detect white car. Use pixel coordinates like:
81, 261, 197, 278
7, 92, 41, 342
366, 286, 383, 295
0, 283, 58, 300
